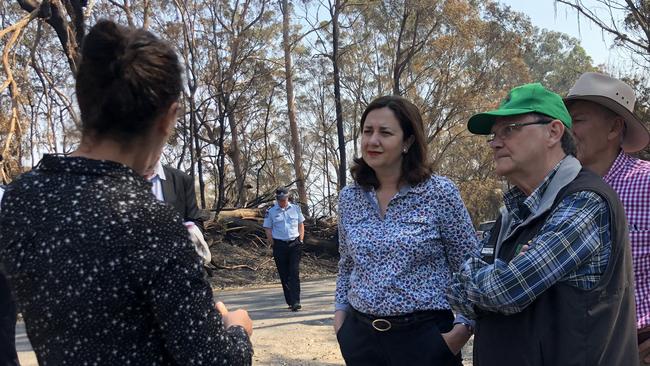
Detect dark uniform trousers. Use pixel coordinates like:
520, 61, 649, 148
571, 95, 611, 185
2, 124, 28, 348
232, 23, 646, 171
272, 238, 301, 307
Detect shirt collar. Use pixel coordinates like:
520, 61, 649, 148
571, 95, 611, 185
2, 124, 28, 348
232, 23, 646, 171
503, 158, 564, 220
397, 183, 416, 196
603, 150, 630, 182
362, 179, 429, 197
276, 202, 292, 210
149, 160, 166, 181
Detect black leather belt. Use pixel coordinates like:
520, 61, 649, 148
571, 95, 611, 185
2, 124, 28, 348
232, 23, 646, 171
350, 307, 448, 332
273, 238, 297, 242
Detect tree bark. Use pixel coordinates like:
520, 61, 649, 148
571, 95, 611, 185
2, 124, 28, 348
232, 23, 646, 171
331, 0, 346, 190
226, 105, 246, 206
16, 0, 85, 75
281, 0, 309, 216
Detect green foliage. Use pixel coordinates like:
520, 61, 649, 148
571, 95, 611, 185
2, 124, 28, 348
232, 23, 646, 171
523, 29, 598, 94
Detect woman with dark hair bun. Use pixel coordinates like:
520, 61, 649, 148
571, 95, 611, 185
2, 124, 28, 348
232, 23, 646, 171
0, 20, 253, 365
334, 95, 478, 365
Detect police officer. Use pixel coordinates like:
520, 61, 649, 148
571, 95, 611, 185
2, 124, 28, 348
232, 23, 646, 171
263, 187, 305, 311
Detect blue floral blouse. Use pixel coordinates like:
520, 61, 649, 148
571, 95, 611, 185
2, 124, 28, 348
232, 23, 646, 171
335, 175, 479, 317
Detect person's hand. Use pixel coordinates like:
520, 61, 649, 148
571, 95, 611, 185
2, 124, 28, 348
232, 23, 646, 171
516, 244, 530, 257
640, 337, 650, 364
441, 324, 472, 355
334, 310, 347, 334
216, 301, 253, 337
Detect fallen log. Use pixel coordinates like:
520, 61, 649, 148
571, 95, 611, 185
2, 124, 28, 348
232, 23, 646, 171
220, 217, 265, 233
210, 215, 339, 256
218, 208, 265, 220
303, 237, 338, 257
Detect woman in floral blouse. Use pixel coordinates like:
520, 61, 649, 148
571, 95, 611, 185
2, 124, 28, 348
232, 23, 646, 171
334, 95, 478, 365
0, 20, 252, 365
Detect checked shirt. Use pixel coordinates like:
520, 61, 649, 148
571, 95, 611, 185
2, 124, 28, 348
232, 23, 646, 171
604, 151, 650, 330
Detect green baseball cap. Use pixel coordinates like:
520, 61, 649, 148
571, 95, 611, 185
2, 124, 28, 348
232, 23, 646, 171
467, 83, 572, 135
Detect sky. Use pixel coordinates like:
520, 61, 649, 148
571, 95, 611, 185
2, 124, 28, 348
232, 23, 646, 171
498, 0, 628, 69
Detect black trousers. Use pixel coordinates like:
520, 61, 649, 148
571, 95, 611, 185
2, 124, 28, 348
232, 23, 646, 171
336, 308, 463, 366
272, 239, 301, 307
0, 271, 19, 366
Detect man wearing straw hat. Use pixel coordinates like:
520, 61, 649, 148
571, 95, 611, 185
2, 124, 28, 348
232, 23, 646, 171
565, 72, 650, 365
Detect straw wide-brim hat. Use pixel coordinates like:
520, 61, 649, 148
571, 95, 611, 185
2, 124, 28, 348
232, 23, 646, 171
564, 72, 650, 153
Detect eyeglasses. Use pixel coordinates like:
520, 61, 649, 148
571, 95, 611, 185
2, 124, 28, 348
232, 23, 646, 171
487, 119, 553, 143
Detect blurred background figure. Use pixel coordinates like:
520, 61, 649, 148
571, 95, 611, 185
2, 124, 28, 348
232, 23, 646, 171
264, 187, 305, 312
144, 158, 211, 267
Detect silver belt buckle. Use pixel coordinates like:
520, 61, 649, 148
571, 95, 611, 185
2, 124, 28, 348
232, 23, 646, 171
371, 318, 392, 332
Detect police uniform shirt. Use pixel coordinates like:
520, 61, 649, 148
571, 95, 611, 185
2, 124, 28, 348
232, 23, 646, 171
263, 202, 305, 240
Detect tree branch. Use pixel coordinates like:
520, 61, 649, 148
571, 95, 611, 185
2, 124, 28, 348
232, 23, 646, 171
16, 0, 85, 74
1, 8, 40, 181
556, 0, 649, 51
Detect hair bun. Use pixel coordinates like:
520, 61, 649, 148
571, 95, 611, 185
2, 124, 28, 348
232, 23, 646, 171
81, 20, 127, 74
75, 20, 182, 144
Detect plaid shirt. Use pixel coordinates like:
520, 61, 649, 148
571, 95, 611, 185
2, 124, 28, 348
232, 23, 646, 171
603, 151, 650, 330
448, 159, 610, 317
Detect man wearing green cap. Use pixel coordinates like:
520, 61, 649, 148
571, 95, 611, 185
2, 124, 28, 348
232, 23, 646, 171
447, 83, 638, 365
